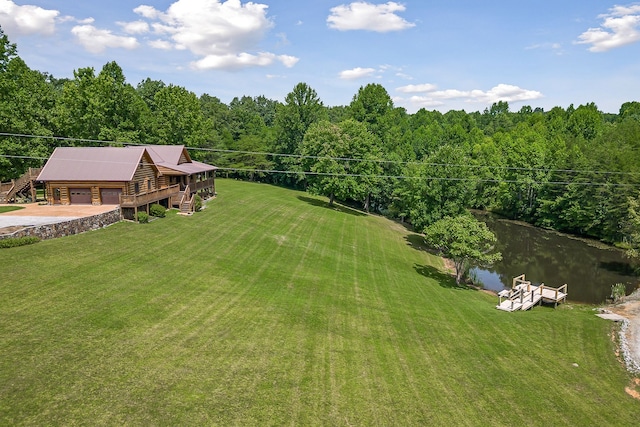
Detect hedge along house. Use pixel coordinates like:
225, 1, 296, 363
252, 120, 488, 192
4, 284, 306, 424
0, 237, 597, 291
37, 145, 217, 220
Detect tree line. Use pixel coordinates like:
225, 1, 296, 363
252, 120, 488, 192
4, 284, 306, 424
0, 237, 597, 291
2, 26, 640, 245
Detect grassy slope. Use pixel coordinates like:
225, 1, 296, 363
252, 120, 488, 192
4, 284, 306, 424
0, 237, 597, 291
0, 206, 25, 214
0, 179, 638, 425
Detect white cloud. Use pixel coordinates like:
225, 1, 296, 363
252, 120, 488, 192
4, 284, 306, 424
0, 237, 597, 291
405, 95, 444, 108
339, 67, 377, 79
395, 72, 414, 80
0, 0, 59, 36
576, 4, 640, 52
149, 39, 174, 50
526, 42, 562, 51
118, 20, 150, 35
131, 0, 297, 70
395, 83, 543, 111
192, 52, 299, 71
71, 25, 139, 54
430, 84, 543, 103
133, 5, 162, 20
279, 55, 300, 68
396, 83, 437, 93
327, 1, 415, 32
76, 17, 96, 25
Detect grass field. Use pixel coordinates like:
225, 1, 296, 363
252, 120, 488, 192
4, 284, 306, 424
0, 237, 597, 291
0, 206, 24, 214
1, 179, 639, 425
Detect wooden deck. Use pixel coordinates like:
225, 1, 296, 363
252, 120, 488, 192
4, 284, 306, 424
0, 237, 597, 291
496, 274, 567, 312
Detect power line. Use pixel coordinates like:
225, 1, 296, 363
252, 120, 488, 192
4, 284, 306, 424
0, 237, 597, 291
1, 153, 638, 187
215, 167, 638, 187
2, 132, 640, 180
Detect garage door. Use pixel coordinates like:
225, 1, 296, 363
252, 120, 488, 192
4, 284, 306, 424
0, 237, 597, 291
69, 188, 92, 204
100, 188, 122, 204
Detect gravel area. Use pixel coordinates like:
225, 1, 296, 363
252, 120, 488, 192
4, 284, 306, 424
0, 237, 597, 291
608, 289, 640, 374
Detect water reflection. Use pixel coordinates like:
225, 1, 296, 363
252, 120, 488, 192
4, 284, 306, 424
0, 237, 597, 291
470, 213, 639, 304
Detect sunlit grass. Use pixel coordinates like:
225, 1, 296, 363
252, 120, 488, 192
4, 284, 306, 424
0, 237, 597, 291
0, 179, 638, 425
0, 205, 24, 214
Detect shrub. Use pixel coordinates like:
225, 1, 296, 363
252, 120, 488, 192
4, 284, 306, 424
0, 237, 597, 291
194, 195, 203, 212
0, 236, 41, 249
611, 283, 626, 302
149, 204, 166, 218
136, 212, 149, 223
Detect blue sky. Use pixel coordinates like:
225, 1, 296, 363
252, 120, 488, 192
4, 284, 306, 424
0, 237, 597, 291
1, 0, 640, 113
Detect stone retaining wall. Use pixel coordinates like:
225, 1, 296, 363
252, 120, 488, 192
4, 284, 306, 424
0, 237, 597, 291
0, 209, 121, 241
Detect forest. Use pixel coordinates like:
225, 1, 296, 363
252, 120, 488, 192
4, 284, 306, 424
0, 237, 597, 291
2, 27, 640, 245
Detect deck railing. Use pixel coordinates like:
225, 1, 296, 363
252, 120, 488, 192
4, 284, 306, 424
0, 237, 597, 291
190, 177, 214, 193
120, 184, 179, 207
0, 167, 42, 202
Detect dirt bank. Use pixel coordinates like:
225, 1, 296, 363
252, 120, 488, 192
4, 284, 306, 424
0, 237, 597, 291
608, 289, 640, 376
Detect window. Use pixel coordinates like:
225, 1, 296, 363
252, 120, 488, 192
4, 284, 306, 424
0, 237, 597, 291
134, 182, 140, 194
147, 179, 151, 190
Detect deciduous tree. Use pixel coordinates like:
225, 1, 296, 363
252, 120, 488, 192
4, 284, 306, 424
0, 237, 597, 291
424, 214, 502, 284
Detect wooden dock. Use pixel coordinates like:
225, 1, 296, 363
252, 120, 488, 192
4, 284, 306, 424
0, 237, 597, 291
496, 274, 567, 312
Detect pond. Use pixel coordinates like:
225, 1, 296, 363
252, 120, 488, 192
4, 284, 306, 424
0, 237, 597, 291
470, 212, 639, 305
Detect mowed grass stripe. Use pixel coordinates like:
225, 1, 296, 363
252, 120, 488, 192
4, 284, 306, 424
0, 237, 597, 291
1, 179, 639, 425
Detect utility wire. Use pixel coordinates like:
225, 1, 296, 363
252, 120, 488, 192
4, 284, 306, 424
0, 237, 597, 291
214, 167, 640, 187
1, 153, 638, 187
2, 131, 640, 179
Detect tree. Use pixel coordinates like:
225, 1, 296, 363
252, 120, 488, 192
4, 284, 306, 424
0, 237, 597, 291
151, 84, 211, 147
423, 214, 502, 284
349, 83, 394, 138
300, 120, 349, 205
55, 62, 149, 143
393, 144, 475, 230
0, 25, 17, 72
274, 82, 325, 156
624, 196, 640, 261
299, 119, 381, 208
273, 82, 326, 184
0, 36, 55, 180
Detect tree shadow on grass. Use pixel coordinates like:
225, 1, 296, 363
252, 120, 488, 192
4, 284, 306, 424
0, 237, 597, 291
405, 233, 431, 252
296, 196, 366, 217
413, 263, 473, 291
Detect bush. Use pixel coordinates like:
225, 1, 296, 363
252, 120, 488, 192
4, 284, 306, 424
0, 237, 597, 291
136, 212, 149, 223
149, 204, 166, 218
0, 236, 41, 249
194, 195, 203, 212
611, 283, 626, 302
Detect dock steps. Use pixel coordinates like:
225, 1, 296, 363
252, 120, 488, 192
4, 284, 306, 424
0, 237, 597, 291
496, 274, 567, 312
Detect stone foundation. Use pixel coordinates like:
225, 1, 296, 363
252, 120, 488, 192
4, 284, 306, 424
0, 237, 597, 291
0, 209, 121, 241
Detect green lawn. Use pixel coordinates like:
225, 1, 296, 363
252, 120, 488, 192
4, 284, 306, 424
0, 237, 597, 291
1, 179, 638, 425
0, 206, 24, 214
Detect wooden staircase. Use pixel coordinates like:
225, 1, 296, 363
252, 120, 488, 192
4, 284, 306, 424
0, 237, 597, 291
0, 168, 42, 203
496, 274, 567, 312
174, 185, 195, 215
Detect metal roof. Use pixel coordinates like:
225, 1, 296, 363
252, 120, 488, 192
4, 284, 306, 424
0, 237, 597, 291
37, 147, 147, 182
144, 145, 190, 165
139, 145, 217, 174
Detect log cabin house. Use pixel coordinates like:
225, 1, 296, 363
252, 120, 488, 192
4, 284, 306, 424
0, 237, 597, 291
37, 145, 216, 219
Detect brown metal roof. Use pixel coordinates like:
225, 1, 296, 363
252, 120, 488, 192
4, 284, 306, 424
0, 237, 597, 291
137, 145, 217, 174
37, 147, 147, 182
144, 145, 190, 165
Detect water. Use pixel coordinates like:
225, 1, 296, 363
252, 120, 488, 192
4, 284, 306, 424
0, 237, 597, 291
470, 212, 639, 304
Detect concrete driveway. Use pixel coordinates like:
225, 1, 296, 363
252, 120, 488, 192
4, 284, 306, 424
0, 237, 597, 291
0, 204, 119, 229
